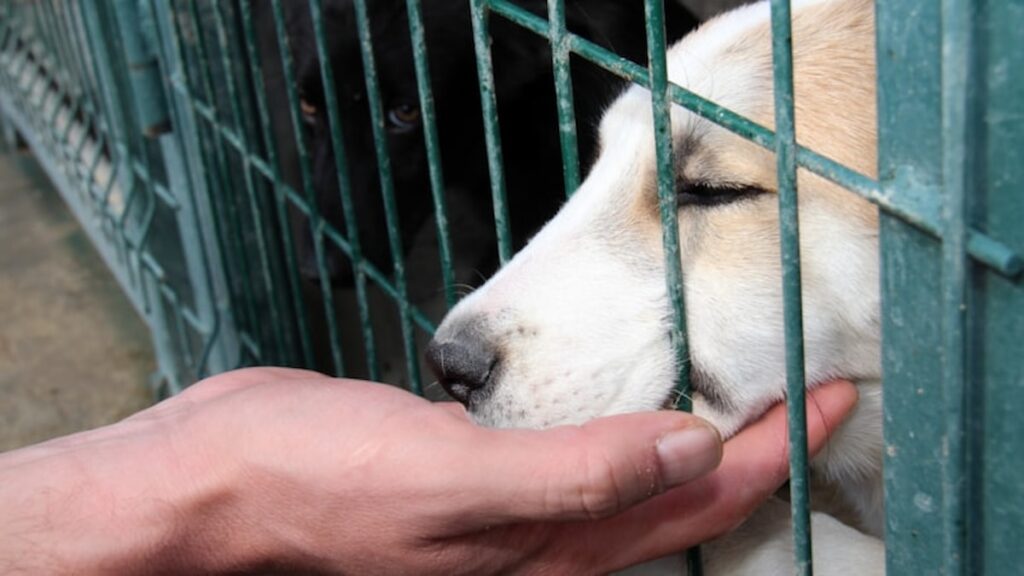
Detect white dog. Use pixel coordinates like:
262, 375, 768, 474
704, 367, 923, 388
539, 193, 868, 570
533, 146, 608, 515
428, 0, 885, 572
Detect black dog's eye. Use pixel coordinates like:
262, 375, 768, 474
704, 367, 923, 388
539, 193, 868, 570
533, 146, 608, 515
676, 180, 767, 208
386, 103, 421, 133
300, 98, 318, 127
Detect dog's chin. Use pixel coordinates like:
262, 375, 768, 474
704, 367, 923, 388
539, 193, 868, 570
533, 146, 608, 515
461, 373, 795, 435
697, 375, 860, 441
464, 379, 679, 430
464, 406, 531, 430
463, 402, 492, 427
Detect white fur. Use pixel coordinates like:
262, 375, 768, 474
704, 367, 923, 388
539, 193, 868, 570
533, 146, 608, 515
433, 0, 883, 572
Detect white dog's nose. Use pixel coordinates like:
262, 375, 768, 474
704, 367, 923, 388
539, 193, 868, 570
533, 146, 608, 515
425, 335, 498, 405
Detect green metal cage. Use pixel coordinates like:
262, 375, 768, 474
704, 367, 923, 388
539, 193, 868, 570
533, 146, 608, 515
1, 0, 1021, 573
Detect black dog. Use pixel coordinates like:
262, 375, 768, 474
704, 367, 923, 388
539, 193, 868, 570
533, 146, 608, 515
283, 0, 698, 284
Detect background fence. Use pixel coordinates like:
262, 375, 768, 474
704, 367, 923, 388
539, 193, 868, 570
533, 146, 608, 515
1, 0, 1021, 574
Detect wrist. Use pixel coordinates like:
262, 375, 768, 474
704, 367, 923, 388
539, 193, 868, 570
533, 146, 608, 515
0, 419, 258, 575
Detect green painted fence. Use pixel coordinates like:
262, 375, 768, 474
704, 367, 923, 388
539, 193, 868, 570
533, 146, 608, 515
0, 0, 1020, 574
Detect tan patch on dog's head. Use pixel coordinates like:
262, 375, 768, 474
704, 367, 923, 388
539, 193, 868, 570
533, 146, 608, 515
675, 0, 875, 167
615, 0, 877, 260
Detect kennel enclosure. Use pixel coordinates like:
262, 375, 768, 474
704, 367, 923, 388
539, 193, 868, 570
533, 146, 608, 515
1, 0, 1022, 574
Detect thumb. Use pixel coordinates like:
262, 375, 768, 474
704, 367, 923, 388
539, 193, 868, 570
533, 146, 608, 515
468, 411, 723, 523
566, 380, 861, 570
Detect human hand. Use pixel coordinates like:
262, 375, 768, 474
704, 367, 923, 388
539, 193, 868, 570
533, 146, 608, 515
0, 368, 857, 575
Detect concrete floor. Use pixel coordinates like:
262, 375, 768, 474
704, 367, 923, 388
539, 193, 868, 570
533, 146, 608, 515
0, 150, 154, 452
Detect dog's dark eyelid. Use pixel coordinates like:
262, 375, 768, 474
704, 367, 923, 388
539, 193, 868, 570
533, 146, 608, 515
676, 181, 768, 207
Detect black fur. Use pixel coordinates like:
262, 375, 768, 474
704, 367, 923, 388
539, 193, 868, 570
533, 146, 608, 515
284, 0, 698, 283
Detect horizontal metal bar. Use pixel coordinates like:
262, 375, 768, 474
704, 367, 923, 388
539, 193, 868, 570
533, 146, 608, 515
968, 230, 1021, 276
130, 158, 178, 209
239, 332, 263, 360
320, 223, 438, 335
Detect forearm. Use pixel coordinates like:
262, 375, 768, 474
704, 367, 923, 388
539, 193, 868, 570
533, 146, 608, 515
0, 421, 257, 575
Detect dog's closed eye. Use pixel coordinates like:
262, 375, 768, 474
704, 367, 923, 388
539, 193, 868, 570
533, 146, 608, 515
676, 180, 768, 208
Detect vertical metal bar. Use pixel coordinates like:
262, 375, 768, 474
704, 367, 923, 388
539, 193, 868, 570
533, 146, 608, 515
160, 278, 197, 370
237, 0, 306, 367
192, 1, 222, 87
27, 2, 56, 137
12, 6, 38, 82
50, 2, 86, 121
546, 0, 580, 196
69, 2, 112, 143
148, 0, 237, 380
239, 0, 315, 364
209, 0, 287, 364
967, 4, 1024, 573
308, 0, 380, 380
270, 0, 346, 375
111, 0, 170, 137
643, 0, 691, 412
768, 0, 812, 573
106, 1, 202, 377
50, 0, 109, 234
28, 2, 54, 81
940, 0, 972, 572
643, 0, 698, 571
54, 2, 94, 115
37, 1, 77, 158
163, 5, 233, 322
142, 255, 184, 392
97, 2, 153, 295
404, 0, 457, 309
469, 0, 513, 265
38, 1, 74, 98
183, 0, 260, 345
44, 1, 90, 161
21, 0, 64, 169
350, 0, 423, 393
95, 3, 138, 143
79, 2, 137, 285
33, 1, 56, 69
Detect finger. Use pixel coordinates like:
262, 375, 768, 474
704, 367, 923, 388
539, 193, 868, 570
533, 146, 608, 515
454, 410, 723, 525
572, 379, 859, 570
